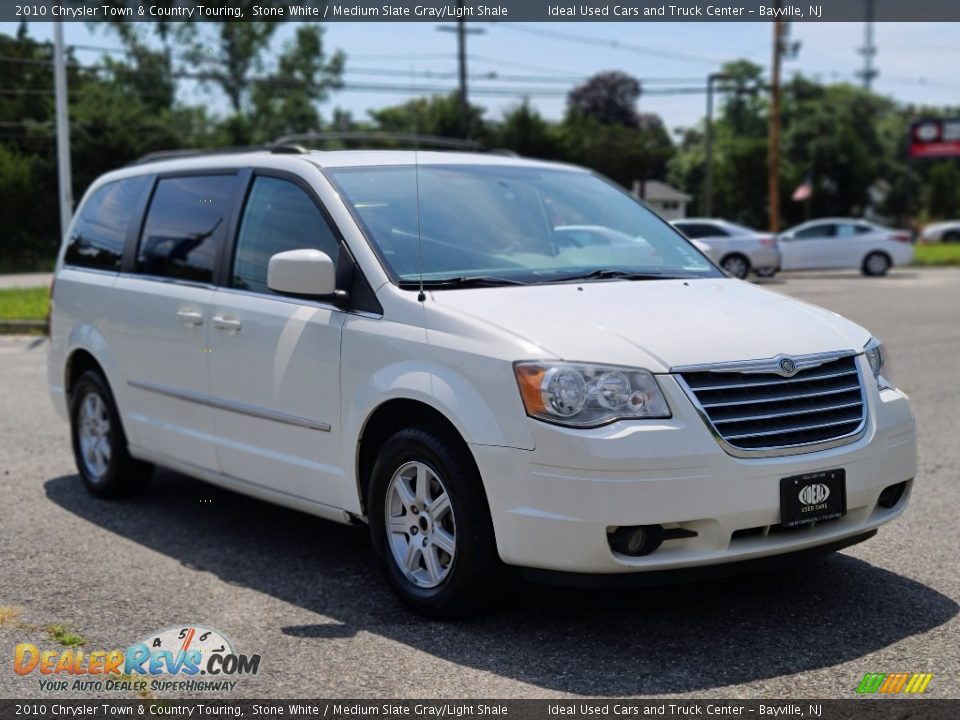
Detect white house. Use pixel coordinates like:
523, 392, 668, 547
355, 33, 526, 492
632, 180, 692, 221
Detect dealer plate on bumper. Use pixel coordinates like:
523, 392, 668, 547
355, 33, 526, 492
780, 469, 846, 528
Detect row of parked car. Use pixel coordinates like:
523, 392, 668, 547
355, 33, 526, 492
672, 217, 916, 279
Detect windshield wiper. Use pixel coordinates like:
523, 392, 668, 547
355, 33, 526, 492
398, 276, 529, 290
551, 269, 687, 282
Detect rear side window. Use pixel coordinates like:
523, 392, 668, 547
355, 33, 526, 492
795, 224, 836, 239
64, 176, 148, 270
137, 175, 239, 283
232, 176, 340, 294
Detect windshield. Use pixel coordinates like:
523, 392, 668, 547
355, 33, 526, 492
327, 164, 720, 287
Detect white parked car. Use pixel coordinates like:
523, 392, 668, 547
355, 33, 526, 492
48, 149, 916, 616
672, 218, 780, 279
779, 219, 914, 276
919, 220, 960, 244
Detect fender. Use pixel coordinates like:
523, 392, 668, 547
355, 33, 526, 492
340, 359, 536, 513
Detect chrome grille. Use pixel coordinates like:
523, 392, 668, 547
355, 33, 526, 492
677, 354, 866, 456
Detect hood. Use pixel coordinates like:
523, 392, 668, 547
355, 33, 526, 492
427, 278, 871, 372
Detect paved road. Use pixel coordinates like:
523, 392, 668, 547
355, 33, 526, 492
1, 268, 958, 700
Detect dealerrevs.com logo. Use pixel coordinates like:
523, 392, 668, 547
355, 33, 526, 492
14, 625, 261, 693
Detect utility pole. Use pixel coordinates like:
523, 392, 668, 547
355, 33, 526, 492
857, 0, 878, 90
437, 4, 484, 138
53, 23, 74, 241
768, 14, 784, 234
703, 73, 731, 217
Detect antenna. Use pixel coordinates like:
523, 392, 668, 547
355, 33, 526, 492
414, 150, 425, 303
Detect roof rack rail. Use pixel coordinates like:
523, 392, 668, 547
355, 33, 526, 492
269, 132, 485, 153
128, 146, 264, 166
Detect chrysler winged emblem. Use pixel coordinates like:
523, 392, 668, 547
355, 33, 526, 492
778, 357, 798, 377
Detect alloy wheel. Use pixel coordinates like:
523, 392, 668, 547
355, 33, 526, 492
384, 461, 457, 588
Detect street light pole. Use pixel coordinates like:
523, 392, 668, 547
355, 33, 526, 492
53, 23, 73, 241
703, 73, 731, 218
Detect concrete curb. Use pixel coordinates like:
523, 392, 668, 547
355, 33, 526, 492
0, 320, 46, 334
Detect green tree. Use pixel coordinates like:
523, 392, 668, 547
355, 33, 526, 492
925, 162, 960, 218
567, 71, 642, 128
562, 71, 673, 188
370, 94, 487, 140
491, 100, 562, 159
249, 26, 345, 143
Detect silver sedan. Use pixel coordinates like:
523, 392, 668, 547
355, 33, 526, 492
672, 218, 780, 279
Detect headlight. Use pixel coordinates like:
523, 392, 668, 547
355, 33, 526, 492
514, 362, 671, 427
864, 337, 892, 390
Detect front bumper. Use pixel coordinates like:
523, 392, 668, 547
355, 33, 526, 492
471, 362, 916, 575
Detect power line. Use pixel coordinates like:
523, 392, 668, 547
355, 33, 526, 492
491, 23, 723, 65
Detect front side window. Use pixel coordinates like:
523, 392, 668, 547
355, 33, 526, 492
232, 176, 340, 294
137, 175, 239, 283
64, 176, 148, 270
328, 164, 718, 287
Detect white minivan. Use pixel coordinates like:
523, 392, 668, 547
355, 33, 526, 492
48, 148, 916, 616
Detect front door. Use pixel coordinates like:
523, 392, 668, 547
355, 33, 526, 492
206, 173, 347, 507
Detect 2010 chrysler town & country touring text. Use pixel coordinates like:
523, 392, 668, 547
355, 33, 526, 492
48, 148, 916, 616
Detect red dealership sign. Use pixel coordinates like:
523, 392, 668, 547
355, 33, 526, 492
910, 118, 960, 158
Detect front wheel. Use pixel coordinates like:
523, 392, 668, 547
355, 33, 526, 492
367, 425, 502, 617
862, 251, 891, 277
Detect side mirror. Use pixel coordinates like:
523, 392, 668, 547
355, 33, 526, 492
267, 249, 348, 307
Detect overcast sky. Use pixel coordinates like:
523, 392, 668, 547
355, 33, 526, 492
3, 21, 958, 135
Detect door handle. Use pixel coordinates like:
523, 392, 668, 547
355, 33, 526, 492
212, 315, 242, 332
176, 309, 204, 326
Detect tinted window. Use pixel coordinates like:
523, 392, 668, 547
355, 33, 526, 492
64, 176, 148, 270
232, 177, 340, 294
137, 175, 239, 283
795, 224, 836, 239
676, 223, 725, 239
836, 223, 859, 238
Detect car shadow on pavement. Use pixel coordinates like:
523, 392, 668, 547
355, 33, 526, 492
46, 470, 958, 696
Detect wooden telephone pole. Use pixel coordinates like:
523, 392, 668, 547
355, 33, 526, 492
768, 15, 784, 233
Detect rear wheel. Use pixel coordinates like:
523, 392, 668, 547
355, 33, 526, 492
944, 230, 960, 243
367, 425, 502, 617
720, 253, 751, 279
862, 251, 891, 277
70, 370, 151, 498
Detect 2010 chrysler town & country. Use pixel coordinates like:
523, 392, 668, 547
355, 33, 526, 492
48, 149, 916, 616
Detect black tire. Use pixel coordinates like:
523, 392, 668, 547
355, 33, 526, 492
720, 253, 751, 279
943, 230, 960, 244
69, 370, 151, 498
367, 424, 503, 618
862, 251, 891, 277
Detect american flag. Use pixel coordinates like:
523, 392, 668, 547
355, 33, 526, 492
792, 172, 813, 202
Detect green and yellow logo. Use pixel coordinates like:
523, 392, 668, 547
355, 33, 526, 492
856, 672, 933, 694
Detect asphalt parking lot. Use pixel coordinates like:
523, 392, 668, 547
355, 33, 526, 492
1, 268, 958, 700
